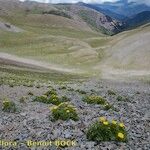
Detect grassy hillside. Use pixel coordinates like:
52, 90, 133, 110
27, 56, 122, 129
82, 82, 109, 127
0, 0, 149, 83
94, 23, 150, 81
0, 1, 110, 73
104, 24, 150, 70
0, 1, 108, 84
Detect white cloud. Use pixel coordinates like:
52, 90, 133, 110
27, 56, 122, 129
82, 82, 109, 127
128, 0, 150, 6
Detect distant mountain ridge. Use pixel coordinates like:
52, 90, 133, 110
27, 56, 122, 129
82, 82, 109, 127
126, 11, 150, 28
77, 2, 127, 20
77, 1, 150, 31
80, 0, 150, 20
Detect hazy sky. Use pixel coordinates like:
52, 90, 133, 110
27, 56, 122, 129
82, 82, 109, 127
20, 0, 150, 5
20, 0, 118, 3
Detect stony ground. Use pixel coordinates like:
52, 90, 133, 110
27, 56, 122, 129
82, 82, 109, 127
0, 79, 150, 150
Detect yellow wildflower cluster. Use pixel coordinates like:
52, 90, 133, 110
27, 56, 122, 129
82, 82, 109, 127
98, 117, 126, 140
2, 99, 17, 113
103, 121, 109, 125
99, 117, 125, 127
3, 100, 10, 104
112, 120, 117, 125
119, 123, 125, 128
50, 102, 79, 121
66, 110, 70, 113
118, 132, 124, 139
87, 117, 127, 142
50, 106, 58, 111
99, 117, 106, 122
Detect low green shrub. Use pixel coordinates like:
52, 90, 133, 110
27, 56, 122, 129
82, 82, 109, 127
108, 90, 116, 95
83, 95, 116, 110
67, 87, 74, 91
116, 95, 129, 101
59, 86, 67, 90
2, 99, 17, 113
83, 95, 106, 105
103, 103, 113, 110
86, 117, 127, 142
42, 10, 72, 19
76, 89, 86, 94
44, 89, 57, 96
34, 90, 69, 105
50, 102, 79, 121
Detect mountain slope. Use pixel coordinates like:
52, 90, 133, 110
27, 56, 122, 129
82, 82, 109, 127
0, 0, 94, 33
126, 11, 150, 28
0, 0, 150, 80
56, 3, 125, 35
1, 0, 126, 35
84, 0, 150, 20
95, 23, 150, 79
77, 2, 127, 20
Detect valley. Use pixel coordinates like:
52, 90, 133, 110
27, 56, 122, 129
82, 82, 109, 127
0, 0, 150, 150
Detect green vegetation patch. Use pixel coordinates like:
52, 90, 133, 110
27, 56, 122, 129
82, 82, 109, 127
0, 66, 83, 86
108, 90, 117, 95
83, 95, 106, 105
50, 102, 79, 121
33, 89, 69, 105
83, 95, 116, 110
86, 38, 108, 48
86, 117, 127, 142
116, 95, 129, 102
103, 103, 114, 111
2, 99, 17, 113
42, 10, 72, 19
76, 89, 87, 94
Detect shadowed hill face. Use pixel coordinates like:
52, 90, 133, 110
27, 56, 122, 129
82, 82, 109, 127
125, 11, 150, 28
56, 3, 125, 35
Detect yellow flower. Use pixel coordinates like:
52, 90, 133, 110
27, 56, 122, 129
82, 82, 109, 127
99, 117, 106, 122
112, 120, 117, 125
3, 101, 9, 103
53, 106, 58, 109
66, 110, 70, 113
118, 132, 124, 139
50, 106, 58, 110
103, 121, 109, 125
119, 123, 125, 128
